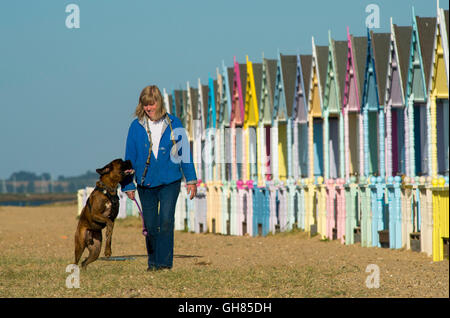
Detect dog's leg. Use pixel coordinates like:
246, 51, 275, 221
104, 221, 115, 257
81, 230, 102, 270
74, 226, 87, 265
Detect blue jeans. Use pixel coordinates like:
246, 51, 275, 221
137, 180, 181, 269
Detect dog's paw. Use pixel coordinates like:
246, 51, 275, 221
104, 250, 112, 258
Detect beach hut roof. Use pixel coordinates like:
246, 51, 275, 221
371, 31, 391, 105
300, 55, 312, 103
264, 58, 278, 106
174, 90, 182, 118
416, 16, 437, 92
280, 54, 298, 118
253, 63, 263, 108
239, 63, 247, 101
350, 35, 368, 102
315, 45, 329, 98
393, 24, 413, 95
190, 86, 199, 120
334, 40, 348, 102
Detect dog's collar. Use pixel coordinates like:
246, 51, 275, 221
96, 181, 118, 195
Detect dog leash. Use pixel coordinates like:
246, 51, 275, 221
132, 198, 148, 237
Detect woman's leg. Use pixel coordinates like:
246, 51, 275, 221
157, 180, 181, 269
137, 186, 160, 269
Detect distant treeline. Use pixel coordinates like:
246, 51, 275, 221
0, 171, 98, 194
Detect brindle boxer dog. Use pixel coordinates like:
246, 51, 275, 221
74, 158, 134, 269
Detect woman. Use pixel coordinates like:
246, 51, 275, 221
121, 85, 197, 271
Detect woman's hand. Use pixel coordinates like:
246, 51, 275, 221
125, 190, 135, 200
187, 184, 197, 200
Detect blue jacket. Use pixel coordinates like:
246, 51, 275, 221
121, 113, 197, 191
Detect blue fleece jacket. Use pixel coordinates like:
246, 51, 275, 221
121, 113, 197, 191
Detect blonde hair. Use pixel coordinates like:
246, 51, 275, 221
135, 85, 167, 121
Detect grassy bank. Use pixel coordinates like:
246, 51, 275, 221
0, 204, 448, 298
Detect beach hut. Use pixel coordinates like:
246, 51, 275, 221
218, 62, 234, 235
306, 38, 328, 237
307, 38, 328, 180
272, 52, 297, 232
428, 6, 449, 178
403, 10, 436, 251
272, 53, 297, 183
252, 57, 277, 236
428, 4, 449, 261
322, 32, 347, 240
385, 20, 412, 179
293, 55, 311, 181
243, 57, 262, 183
342, 30, 367, 181
292, 54, 312, 231
205, 76, 222, 234
364, 30, 390, 247
231, 58, 246, 182
258, 58, 278, 184
341, 30, 367, 244
406, 11, 436, 178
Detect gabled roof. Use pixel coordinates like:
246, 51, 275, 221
371, 31, 391, 106
253, 63, 262, 108
300, 55, 312, 104
190, 86, 199, 120
239, 64, 247, 102
259, 58, 278, 124
334, 40, 348, 103
393, 24, 413, 96
231, 61, 246, 125
200, 84, 209, 128
173, 90, 182, 118
350, 35, 368, 103
206, 78, 217, 129
244, 59, 262, 127
264, 58, 278, 113
445, 9, 449, 41
294, 54, 312, 123
219, 63, 233, 125
280, 54, 297, 118
417, 17, 437, 91
316, 45, 329, 99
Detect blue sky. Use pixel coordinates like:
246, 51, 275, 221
0, 0, 447, 180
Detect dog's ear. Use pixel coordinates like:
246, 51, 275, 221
96, 163, 111, 176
